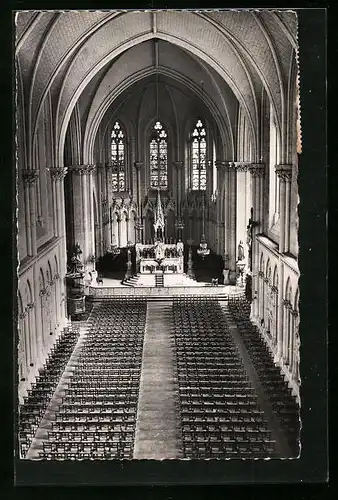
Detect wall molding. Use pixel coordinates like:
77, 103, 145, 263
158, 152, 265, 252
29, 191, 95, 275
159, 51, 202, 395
18, 236, 62, 277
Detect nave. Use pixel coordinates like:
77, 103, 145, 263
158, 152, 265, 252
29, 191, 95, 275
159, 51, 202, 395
19, 296, 300, 461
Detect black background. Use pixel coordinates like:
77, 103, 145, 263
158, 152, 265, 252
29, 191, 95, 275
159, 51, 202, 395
0, 1, 332, 498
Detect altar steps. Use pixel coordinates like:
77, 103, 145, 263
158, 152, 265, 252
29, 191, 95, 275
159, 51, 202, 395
155, 274, 164, 288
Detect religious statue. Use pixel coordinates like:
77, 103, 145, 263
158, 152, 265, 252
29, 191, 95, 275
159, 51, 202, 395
74, 242, 82, 257
155, 240, 165, 261
246, 208, 258, 271
135, 244, 141, 260
176, 239, 184, 257
245, 273, 252, 302
71, 252, 83, 274
237, 240, 245, 261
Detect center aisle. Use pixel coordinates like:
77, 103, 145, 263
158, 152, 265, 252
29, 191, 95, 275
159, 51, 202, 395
133, 300, 183, 459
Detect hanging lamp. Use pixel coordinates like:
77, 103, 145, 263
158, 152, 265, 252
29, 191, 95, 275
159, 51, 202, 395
197, 190, 210, 259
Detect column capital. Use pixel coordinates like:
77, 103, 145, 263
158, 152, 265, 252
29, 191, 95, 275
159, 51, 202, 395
275, 164, 293, 181
229, 161, 252, 172
249, 163, 265, 177
134, 161, 143, 170
69, 164, 95, 175
86, 164, 96, 175
215, 160, 228, 170
48, 166, 68, 180
173, 161, 184, 169
22, 169, 39, 185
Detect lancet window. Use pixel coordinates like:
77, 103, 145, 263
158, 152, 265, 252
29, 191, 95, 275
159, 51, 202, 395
191, 119, 207, 190
111, 121, 126, 192
150, 121, 168, 190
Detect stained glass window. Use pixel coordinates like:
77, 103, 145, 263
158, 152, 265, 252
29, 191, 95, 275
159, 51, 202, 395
111, 121, 125, 192
191, 119, 206, 190
150, 121, 168, 190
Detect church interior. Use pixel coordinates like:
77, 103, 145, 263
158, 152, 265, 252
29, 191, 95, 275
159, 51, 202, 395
16, 10, 301, 460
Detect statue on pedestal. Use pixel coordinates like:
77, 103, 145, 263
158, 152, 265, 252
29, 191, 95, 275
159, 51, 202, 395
70, 243, 84, 274
237, 240, 245, 262
155, 240, 165, 261
176, 239, 184, 257
246, 208, 258, 271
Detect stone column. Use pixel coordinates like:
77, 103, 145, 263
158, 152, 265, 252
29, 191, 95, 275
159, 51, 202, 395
82, 170, 90, 263
275, 164, 292, 254
25, 301, 36, 367
134, 162, 143, 243
69, 165, 96, 268
49, 167, 68, 237
69, 165, 85, 255
249, 163, 265, 319
117, 216, 121, 247
216, 161, 228, 268
22, 170, 39, 257
49, 167, 68, 308
18, 310, 26, 379
276, 263, 284, 363
50, 170, 58, 237
233, 163, 251, 258
228, 163, 237, 284
88, 165, 96, 260
125, 215, 129, 244
174, 161, 184, 240
96, 163, 104, 256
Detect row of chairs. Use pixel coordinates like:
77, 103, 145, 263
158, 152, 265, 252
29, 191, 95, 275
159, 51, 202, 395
173, 298, 276, 459
19, 326, 80, 458
39, 300, 146, 461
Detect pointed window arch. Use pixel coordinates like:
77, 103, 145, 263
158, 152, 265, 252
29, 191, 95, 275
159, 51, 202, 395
191, 119, 207, 190
111, 121, 126, 192
150, 121, 168, 190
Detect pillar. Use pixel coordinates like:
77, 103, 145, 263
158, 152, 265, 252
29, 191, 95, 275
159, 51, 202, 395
22, 170, 39, 257
134, 162, 143, 243
249, 163, 265, 319
276, 263, 284, 363
105, 163, 113, 251
228, 163, 237, 284
49, 167, 68, 323
174, 161, 184, 240
88, 165, 96, 266
69, 165, 96, 268
275, 164, 293, 253
96, 163, 104, 256
216, 161, 229, 269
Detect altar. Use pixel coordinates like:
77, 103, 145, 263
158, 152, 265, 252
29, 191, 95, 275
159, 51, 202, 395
135, 188, 184, 275
136, 240, 184, 274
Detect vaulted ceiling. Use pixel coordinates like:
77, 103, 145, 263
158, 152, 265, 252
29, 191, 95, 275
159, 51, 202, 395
15, 10, 298, 167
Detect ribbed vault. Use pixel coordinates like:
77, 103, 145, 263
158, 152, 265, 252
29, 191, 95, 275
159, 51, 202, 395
15, 10, 298, 168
